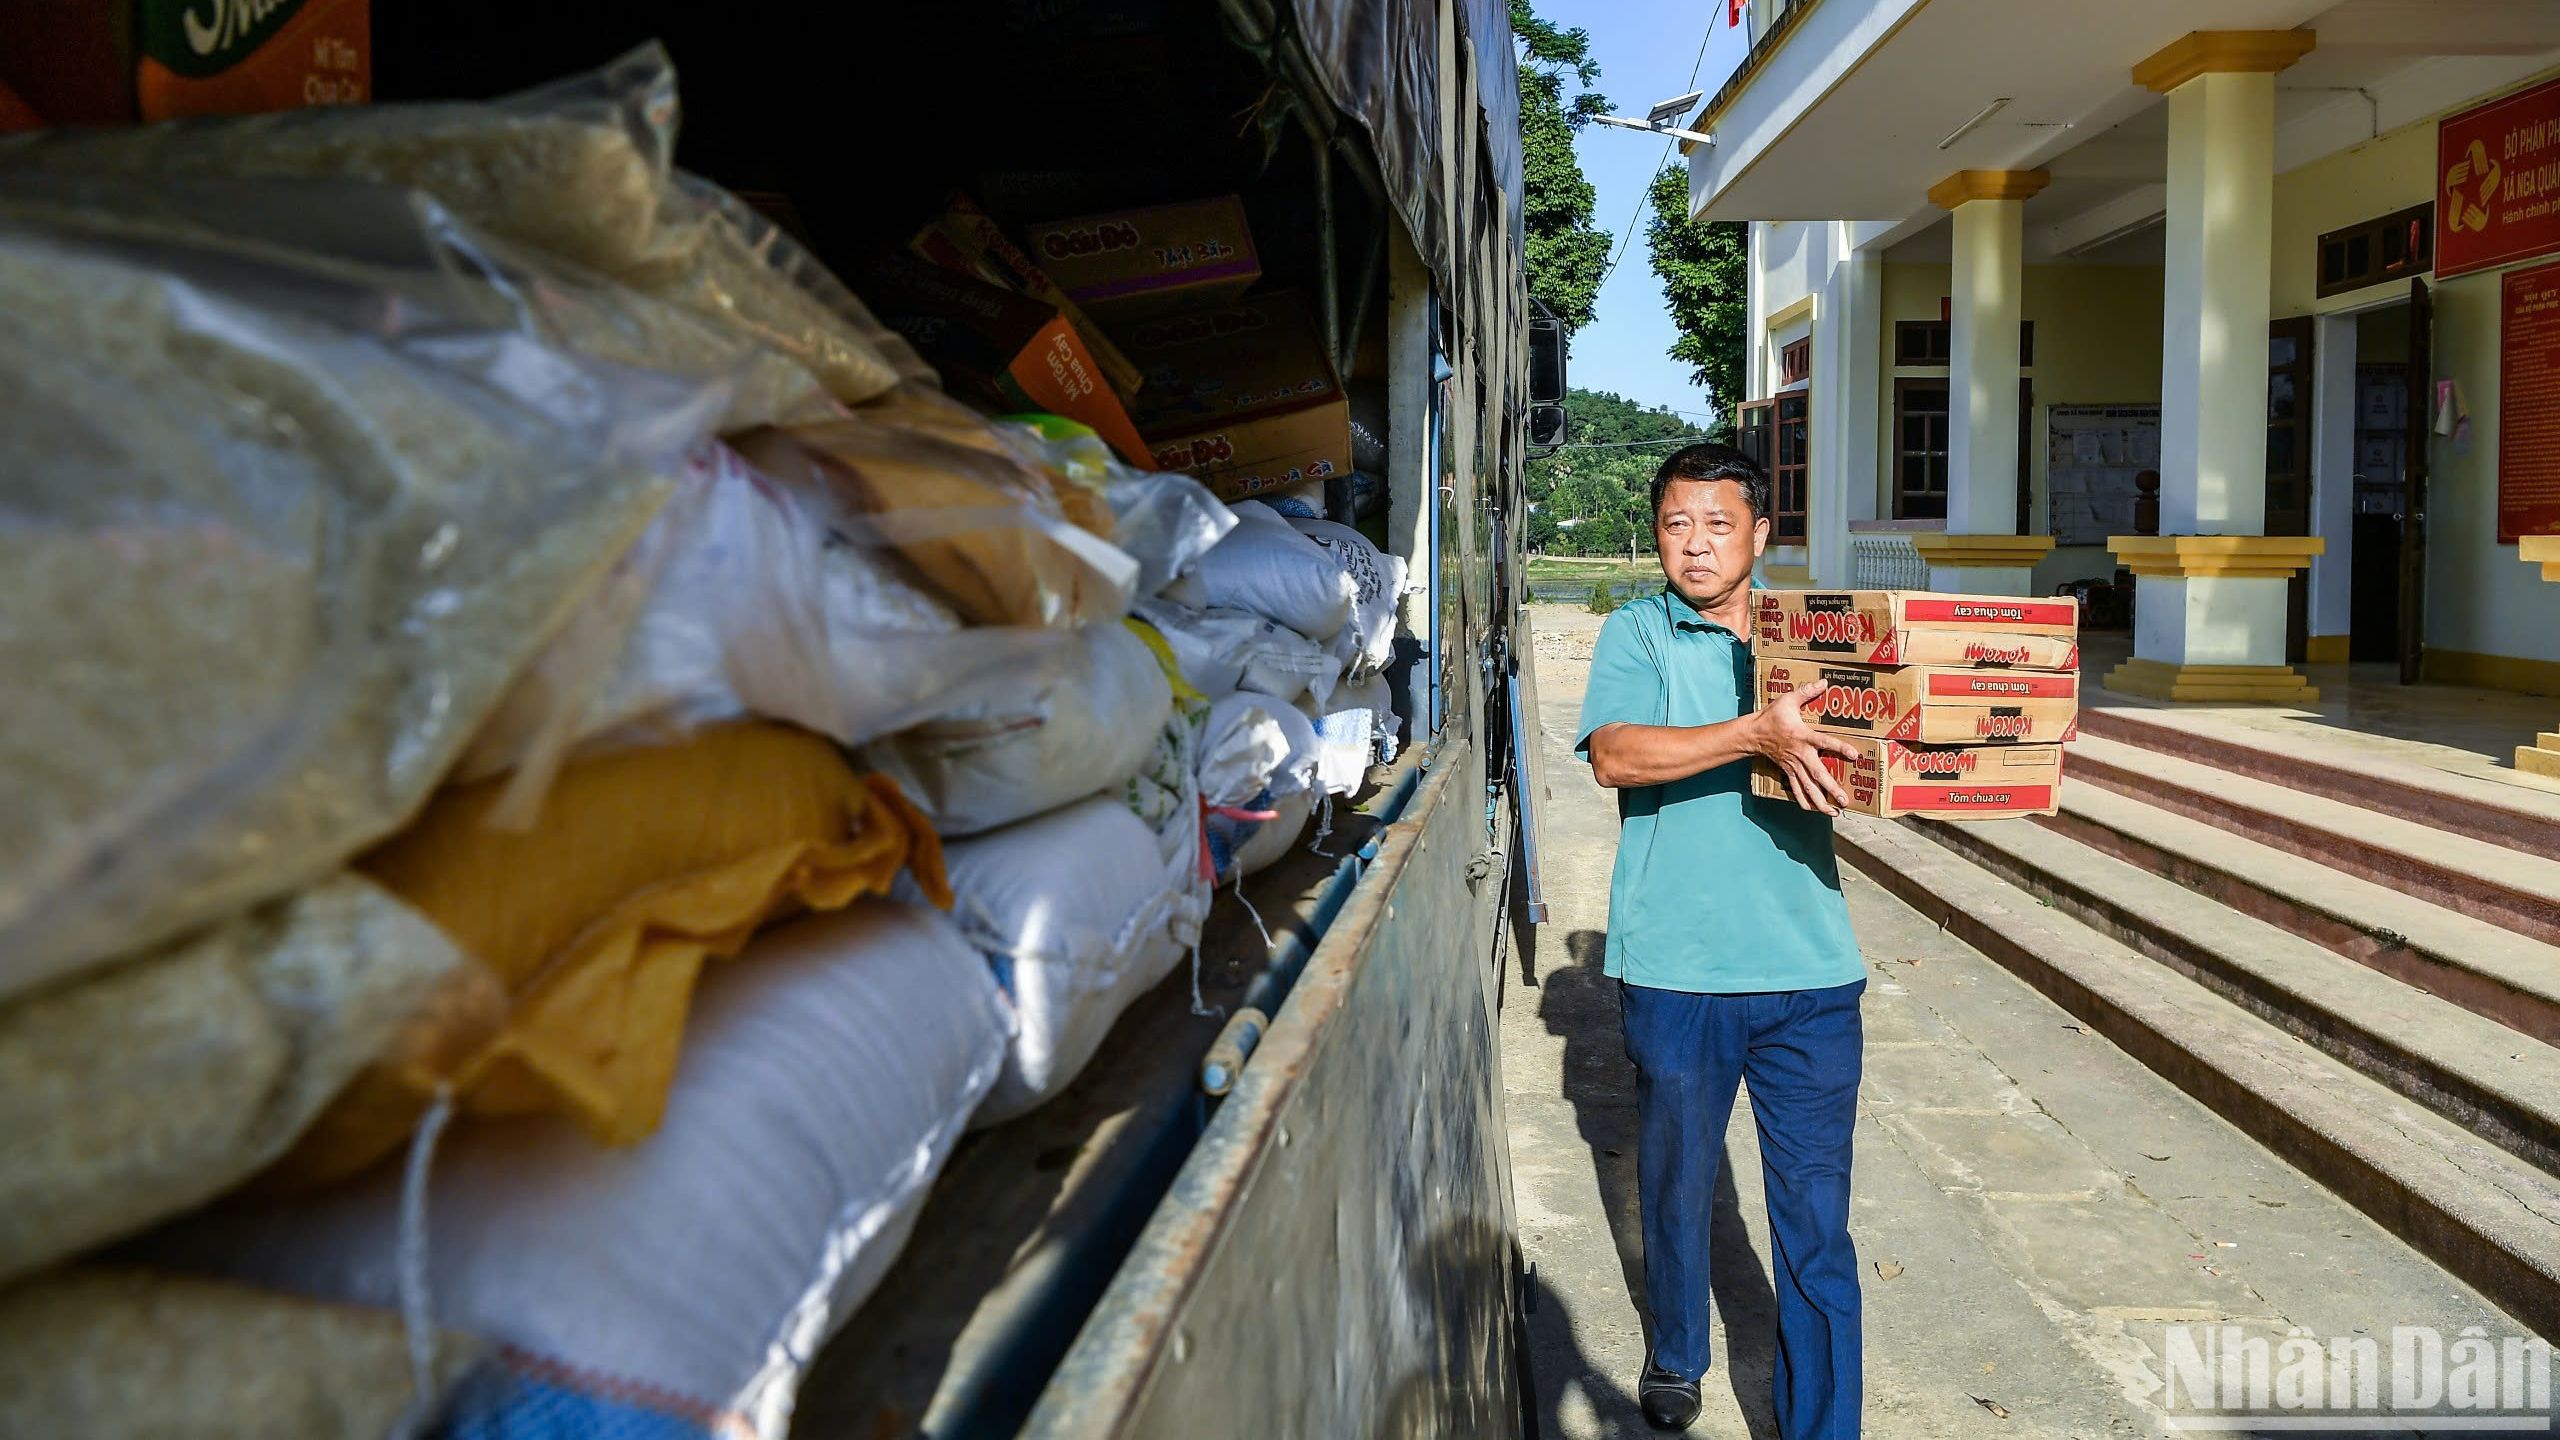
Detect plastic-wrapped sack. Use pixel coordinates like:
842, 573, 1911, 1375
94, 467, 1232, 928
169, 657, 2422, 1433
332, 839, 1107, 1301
863, 620, 1173, 838
738, 392, 1139, 630
1009, 418, 1237, 596
459, 441, 1071, 794
941, 797, 1205, 1125
0, 876, 485, 1285
1310, 674, 1401, 797
0, 194, 709, 1008
1180, 501, 1357, 641
1289, 517, 1409, 677
1131, 596, 1341, 707
0, 43, 928, 409
143, 900, 1008, 1440
0, 169, 834, 437
271, 723, 945, 1191
0, 1268, 483, 1440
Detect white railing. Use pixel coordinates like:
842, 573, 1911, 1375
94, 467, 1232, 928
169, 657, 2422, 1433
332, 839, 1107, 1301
1850, 532, 1927, 590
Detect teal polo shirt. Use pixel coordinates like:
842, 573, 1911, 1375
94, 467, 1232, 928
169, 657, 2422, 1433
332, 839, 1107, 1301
1574, 588, 1865, 994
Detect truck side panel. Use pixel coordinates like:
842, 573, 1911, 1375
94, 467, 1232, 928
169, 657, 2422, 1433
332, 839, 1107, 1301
1022, 745, 1520, 1439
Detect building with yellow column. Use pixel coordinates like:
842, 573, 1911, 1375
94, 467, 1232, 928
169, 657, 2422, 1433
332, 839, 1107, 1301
1692, 0, 2560, 709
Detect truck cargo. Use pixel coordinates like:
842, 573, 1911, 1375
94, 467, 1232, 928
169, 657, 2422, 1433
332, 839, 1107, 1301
0, 2, 1554, 1438
1757, 656, 2081, 745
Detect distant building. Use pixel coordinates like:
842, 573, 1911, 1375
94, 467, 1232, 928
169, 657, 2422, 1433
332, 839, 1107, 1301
1692, 0, 2560, 704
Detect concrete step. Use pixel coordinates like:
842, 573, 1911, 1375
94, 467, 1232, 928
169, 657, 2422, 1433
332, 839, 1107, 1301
2064, 732, 2560, 948
1913, 810, 2560, 1181
2078, 704, 2560, 863
2033, 782, 2560, 1049
1834, 815, 2560, 1338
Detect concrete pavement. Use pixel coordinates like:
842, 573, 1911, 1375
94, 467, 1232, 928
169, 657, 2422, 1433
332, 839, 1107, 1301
1506, 603, 2521, 1439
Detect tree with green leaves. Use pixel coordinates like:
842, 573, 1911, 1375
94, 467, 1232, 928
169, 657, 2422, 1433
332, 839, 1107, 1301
1513, 0, 1610, 333
1525, 387, 1709, 557
1644, 164, 1749, 429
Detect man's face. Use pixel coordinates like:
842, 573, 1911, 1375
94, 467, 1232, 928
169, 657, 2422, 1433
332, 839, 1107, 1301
1654, 476, 1769, 608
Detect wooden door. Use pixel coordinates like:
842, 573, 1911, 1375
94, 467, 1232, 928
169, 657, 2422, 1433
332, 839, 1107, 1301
2399, 277, 2432, 685
2268, 316, 2314, 661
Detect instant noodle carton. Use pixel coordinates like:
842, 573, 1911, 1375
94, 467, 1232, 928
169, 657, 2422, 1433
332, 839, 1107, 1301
1755, 590, 2079, 669
1023, 195, 1262, 323
860, 254, 1153, 466
1119, 292, 1351, 501
1751, 736, 2064, 820
1757, 657, 2079, 745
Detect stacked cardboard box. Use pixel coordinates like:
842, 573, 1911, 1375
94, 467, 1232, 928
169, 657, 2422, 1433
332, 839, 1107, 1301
1750, 590, 2081, 820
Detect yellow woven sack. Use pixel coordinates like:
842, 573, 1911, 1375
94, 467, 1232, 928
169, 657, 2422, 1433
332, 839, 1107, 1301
271, 721, 949, 1189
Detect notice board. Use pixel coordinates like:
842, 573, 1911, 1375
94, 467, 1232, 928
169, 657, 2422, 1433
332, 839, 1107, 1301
2046, 404, 2161, 545
2439, 75, 2560, 280
2501, 259, 2560, 543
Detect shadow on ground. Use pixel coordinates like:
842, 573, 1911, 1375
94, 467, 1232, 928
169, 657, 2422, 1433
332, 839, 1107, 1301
1524, 927, 1782, 1440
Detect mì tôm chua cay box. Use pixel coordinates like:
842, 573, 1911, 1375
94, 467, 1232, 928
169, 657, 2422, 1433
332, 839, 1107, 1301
1755, 590, 2079, 669
1750, 735, 2063, 820
1756, 656, 2079, 745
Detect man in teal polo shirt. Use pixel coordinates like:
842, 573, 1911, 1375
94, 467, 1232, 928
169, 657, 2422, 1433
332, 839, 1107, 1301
1577, 443, 1868, 1437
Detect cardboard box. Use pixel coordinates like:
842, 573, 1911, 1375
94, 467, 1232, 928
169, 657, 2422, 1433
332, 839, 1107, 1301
1751, 736, 2064, 820
0, 0, 370, 125
911, 192, 1145, 401
1023, 196, 1261, 322
1120, 293, 1352, 501
1755, 589, 2080, 669
1758, 657, 2078, 745
860, 254, 1152, 465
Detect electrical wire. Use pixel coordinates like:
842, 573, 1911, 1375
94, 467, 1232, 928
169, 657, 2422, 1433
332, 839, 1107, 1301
1549, 433, 1712, 451
1591, 14, 1718, 292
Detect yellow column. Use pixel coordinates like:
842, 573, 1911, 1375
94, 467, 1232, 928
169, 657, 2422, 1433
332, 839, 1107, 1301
1922, 170, 2053, 597
2522, 536, 2560, 780
2107, 30, 2321, 704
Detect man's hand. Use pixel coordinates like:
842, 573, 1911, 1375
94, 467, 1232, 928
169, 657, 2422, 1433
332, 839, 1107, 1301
1748, 679, 1861, 816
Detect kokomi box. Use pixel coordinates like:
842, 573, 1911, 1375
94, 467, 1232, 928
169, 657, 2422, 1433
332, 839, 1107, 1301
1022, 195, 1261, 322
1755, 590, 2080, 669
1756, 657, 2079, 745
1750, 736, 2064, 820
1119, 292, 1351, 501
860, 254, 1153, 466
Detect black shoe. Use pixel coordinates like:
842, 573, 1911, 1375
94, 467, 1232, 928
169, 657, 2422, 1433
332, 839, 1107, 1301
1638, 1362, 1702, 1432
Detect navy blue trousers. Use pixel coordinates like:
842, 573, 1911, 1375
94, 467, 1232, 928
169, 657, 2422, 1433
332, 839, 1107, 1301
1620, 978, 1865, 1440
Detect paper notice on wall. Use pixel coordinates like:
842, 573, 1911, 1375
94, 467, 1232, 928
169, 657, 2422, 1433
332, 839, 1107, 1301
2044, 404, 2162, 546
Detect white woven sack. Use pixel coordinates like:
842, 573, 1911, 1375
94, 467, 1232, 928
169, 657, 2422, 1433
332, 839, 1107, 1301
1201, 691, 1321, 809
1183, 501, 1356, 641
864, 621, 1174, 837
139, 901, 1007, 1440
1130, 596, 1340, 706
943, 798, 1206, 1126
462, 443, 1067, 788
1286, 517, 1407, 678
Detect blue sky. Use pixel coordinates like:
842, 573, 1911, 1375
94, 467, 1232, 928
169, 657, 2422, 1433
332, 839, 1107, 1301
1537, 0, 1752, 425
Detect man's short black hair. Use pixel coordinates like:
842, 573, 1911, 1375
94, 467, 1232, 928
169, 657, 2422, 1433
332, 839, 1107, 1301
1650, 442, 1769, 522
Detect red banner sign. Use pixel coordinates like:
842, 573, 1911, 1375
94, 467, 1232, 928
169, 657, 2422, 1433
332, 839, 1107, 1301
2500, 259, 2560, 543
2438, 76, 2560, 280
